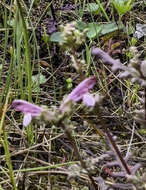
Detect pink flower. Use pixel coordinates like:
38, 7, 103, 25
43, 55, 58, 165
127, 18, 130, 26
11, 100, 43, 126
60, 76, 96, 112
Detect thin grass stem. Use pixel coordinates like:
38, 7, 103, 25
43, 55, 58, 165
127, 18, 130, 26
0, 91, 17, 190
16, 0, 32, 102
95, 0, 110, 22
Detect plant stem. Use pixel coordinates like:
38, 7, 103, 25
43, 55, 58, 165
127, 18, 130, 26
1, 130, 17, 190
103, 126, 131, 174
0, 91, 17, 190
95, 0, 110, 22
16, 0, 32, 102
95, 110, 131, 175
59, 121, 98, 190
71, 48, 84, 80
0, 0, 13, 104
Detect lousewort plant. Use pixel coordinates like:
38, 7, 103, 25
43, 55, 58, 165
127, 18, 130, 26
12, 77, 99, 190
11, 21, 145, 189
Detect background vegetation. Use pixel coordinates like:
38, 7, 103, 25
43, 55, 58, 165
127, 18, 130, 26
0, 0, 146, 189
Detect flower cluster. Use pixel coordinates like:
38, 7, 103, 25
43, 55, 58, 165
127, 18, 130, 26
60, 21, 87, 49
92, 46, 146, 126
92, 46, 146, 87
12, 77, 97, 126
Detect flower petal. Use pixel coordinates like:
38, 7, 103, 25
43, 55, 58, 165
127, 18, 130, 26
83, 93, 95, 106
59, 77, 96, 112
11, 100, 43, 116
65, 76, 96, 102
23, 113, 32, 127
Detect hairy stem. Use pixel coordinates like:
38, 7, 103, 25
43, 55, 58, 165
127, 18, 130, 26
103, 125, 131, 174
59, 121, 98, 190
94, 108, 131, 175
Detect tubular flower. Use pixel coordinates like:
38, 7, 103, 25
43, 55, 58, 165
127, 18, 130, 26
11, 100, 43, 126
60, 76, 97, 112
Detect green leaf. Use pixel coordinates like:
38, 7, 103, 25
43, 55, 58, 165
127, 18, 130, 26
87, 23, 102, 39
50, 32, 65, 43
76, 21, 87, 31
101, 22, 123, 35
86, 3, 101, 14
112, 0, 134, 16
32, 74, 47, 85
31, 74, 47, 92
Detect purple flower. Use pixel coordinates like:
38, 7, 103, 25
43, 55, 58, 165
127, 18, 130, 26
60, 76, 96, 112
11, 100, 43, 126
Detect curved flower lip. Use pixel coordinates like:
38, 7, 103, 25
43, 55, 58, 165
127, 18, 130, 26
60, 76, 97, 112
82, 93, 95, 106
65, 76, 96, 103
11, 100, 43, 116
11, 100, 43, 127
